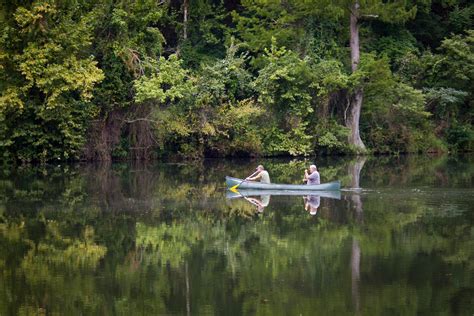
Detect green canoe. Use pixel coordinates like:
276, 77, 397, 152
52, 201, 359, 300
226, 189, 341, 200
226, 176, 341, 191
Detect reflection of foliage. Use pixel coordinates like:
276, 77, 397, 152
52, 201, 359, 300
0, 156, 472, 314
0, 216, 107, 315
136, 222, 201, 268
23, 223, 106, 269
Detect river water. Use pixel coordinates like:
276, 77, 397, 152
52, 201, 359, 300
0, 155, 472, 315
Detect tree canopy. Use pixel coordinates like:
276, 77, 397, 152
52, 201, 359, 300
0, 0, 472, 161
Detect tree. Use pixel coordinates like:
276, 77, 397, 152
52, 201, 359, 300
350, 0, 420, 151
0, 1, 104, 161
252, 41, 315, 155
305, 0, 420, 151
84, 0, 168, 161
233, 0, 422, 152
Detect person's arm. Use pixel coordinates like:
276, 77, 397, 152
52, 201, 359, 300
307, 171, 318, 181
307, 171, 321, 185
304, 201, 309, 211
247, 172, 262, 181
246, 197, 263, 207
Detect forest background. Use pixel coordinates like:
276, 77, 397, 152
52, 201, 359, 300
0, 0, 472, 162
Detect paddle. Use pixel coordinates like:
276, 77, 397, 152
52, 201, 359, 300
229, 169, 260, 192
231, 189, 262, 210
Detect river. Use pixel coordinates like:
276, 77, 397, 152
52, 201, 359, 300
0, 154, 472, 315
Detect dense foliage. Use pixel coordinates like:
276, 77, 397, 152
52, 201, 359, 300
0, 0, 472, 161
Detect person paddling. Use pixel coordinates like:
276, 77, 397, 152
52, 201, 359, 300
246, 165, 271, 184
303, 164, 320, 185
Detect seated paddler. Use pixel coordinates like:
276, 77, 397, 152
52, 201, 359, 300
246, 165, 271, 184
303, 164, 320, 185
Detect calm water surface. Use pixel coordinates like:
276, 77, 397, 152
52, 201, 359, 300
0, 155, 472, 315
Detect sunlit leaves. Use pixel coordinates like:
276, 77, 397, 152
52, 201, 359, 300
252, 40, 315, 155
0, 1, 104, 161
134, 54, 193, 104
437, 30, 474, 92
11, 2, 103, 109
14, 2, 57, 32
0, 0, 472, 160
137, 44, 263, 157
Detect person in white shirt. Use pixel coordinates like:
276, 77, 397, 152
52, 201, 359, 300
303, 164, 320, 185
247, 165, 270, 184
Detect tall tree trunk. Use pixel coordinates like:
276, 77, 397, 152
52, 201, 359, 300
183, 0, 189, 40
347, 1, 366, 151
176, 0, 189, 57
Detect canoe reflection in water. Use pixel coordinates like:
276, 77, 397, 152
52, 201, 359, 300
226, 190, 340, 215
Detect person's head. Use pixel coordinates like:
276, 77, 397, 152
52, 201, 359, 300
257, 165, 264, 171
309, 164, 317, 172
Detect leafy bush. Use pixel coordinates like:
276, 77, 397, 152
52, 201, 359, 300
0, 2, 104, 162
446, 123, 474, 152
253, 40, 315, 156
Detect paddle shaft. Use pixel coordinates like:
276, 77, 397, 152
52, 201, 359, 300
233, 191, 262, 209
230, 170, 260, 191
245, 170, 260, 181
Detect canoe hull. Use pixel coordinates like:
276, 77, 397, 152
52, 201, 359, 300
226, 176, 341, 191
226, 189, 341, 200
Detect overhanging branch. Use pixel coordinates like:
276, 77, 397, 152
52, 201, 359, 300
123, 118, 159, 124
361, 14, 379, 19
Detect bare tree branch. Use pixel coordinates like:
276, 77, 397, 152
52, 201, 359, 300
123, 118, 159, 124
361, 14, 379, 19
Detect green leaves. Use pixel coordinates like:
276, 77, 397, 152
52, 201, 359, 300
134, 44, 263, 158
4, 2, 104, 109
104, 1, 166, 73
255, 41, 315, 115
0, 1, 104, 161
134, 55, 193, 104
437, 30, 474, 92
0, 0, 472, 160
252, 41, 316, 155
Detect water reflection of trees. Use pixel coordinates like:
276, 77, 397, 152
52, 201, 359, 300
0, 156, 472, 314
345, 156, 366, 314
346, 155, 473, 315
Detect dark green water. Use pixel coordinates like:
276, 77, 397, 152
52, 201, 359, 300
0, 155, 472, 315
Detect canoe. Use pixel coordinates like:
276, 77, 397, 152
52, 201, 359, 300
225, 176, 341, 191
226, 189, 341, 200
